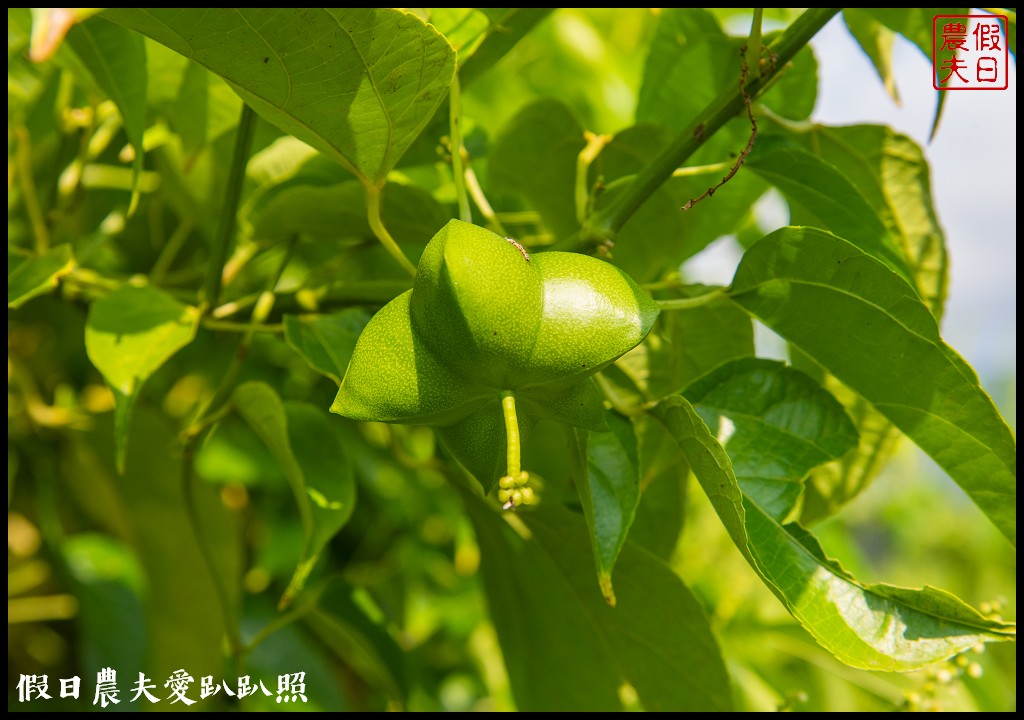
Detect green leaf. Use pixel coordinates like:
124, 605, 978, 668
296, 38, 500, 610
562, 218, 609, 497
7, 245, 75, 309
650, 397, 748, 550
284, 309, 371, 383
144, 37, 189, 106
105, 8, 455, 185
683, 358, 859, 521
646, 285, 755, 399
85, 286, 199, 396
575, 409, 641, 605
728, 227, 1016, 546
775, 123, 949, 520
243, 599, 351, 712
772, 125, 948, 316
758, 29, 819, 123
437, 403, 514, 491
467, 500, 733, 711
458, 9, 555, 86
283, 404, 357, 606
305, 577, 408, 704
64, 16, 147, 214
746, 137, 914, 286
172, 61, 242, 159
233, 383, 356, 606
79, 405, 241, 684
522, 378, 608, 431
652, 395, 1016, 671
637, 8, 729, 128
744, 496, 1016, 671
638, 9, 817, 126
488, 98, 587, 241
248, 182, 368, 243
628, 415, 689, 560
233, 383, 311, 527
248, 171, 449, 251
843, 9, 900, 103
85, 285, 199, 472
791, 348, 904, 525
62, 534, 145, 683
423, 8, 490, 57
393, 8, 555, 170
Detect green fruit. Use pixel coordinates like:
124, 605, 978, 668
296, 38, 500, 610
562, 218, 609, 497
332, 219, 659, 489
411, 220, 544, 388
330, 289, 490, 425
411, 220, 658, 388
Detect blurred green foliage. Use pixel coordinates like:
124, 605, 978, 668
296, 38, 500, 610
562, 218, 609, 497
8, 7, 1015, 712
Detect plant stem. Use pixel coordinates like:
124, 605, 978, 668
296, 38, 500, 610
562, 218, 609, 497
465, 165, 507, 235
553, 7, 839, 251
575, 132, 611, 225
150, 216, 195, 284
449, 73, 472, 223
365, 183, 418, 277
15, 127, 50, 254
201, 319, 284, 334
243, 601, 314, 655
746, 8, 764, 78
179, 240, 296, 665
500, 391, 521, 477
656, 288, 726, 311
200, 103, 257, 311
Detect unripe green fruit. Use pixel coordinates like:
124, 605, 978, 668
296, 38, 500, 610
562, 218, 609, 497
332, 219, 659, 489
410, 220, 658, 390
411, 220, 543, 388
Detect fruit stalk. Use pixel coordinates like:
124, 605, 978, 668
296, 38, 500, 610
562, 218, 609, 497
500, 390, 521, 477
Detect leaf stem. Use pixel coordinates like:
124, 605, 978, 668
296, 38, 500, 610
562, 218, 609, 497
500, 390, 521, 477
746, 8, 764, 79
365, 183, 418, 277
15, 126, 50, 254
449, 73, 472, 223
575, 132, 611, 225
243, 601, 314, 655
201, 319, 283, 334
180, 432, 243, 663
150, 216, 195, 284
656, 288, 726, 311
200, 103, 257, 311
553, 7, 839, 251
465, 165, 507, 235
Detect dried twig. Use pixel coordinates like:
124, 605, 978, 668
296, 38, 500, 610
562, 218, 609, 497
681, 45, 760, 211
